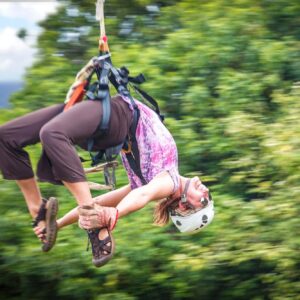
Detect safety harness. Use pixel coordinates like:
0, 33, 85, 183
64, 0, 163, 188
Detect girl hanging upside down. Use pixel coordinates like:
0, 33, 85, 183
0, 59, 214, 267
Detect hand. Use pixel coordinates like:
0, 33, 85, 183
78, 205, 118, 231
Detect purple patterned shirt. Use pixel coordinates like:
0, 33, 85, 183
120, 96, 179, 192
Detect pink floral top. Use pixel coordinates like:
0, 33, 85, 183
120, 96, 179, 192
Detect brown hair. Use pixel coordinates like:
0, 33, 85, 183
153, 196, 180, 226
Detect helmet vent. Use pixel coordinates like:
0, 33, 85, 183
176, 220, 182, 226
169, 200, 214, 233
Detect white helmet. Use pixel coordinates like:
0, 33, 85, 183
169, 179, 214, 233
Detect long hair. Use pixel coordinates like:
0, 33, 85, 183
153, 196, 180, 226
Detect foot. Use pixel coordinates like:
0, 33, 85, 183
32, 197, 59, 252
87, 227, 115, 267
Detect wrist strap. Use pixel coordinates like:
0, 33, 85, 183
110, 209, 119, 231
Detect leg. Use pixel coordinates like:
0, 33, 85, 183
38, 99, 131, 263
62, 181, 93, 206
56, 184, 131, 229
38, 100, 113, 207
16, 178, 42, 219
0, 104, 64, 217
0, 104, 64, 250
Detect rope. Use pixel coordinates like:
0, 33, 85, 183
96, 0, 109, 52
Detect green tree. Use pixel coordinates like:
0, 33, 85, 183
1, 0, 299, 299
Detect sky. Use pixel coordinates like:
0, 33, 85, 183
0, 1, 60, 82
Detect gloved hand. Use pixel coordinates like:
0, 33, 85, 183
65, 57, 96, 103
78, 205, 118, 231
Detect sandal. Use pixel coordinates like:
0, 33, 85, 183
87, 227, 115, 267
32, 197, 58, 252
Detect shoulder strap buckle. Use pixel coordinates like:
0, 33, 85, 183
122, 139, 132, 154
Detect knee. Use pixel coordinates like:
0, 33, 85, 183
0, 126, 4, 140
0, 125, 15, 151
0, 125, 9, 143
39, 123, 61, 146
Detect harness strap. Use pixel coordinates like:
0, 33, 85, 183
96, 61, 111, 132
74, 57, 159, 186
130, 84, 164, 122
124, 107, 147, 185
109, 65, 147, 185
68, 1, 152, 187
109, 66, 163, 122
87, 59, 112, 166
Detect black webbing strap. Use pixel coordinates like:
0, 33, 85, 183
96, 60, 111, 132
87, 58, 112, 166
110, 66, 164, 122
84, 58, 156, 185
109, 65, 147, 185
130, 84, 164, 122
124, 107, 147, 185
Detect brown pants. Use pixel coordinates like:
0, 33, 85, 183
0, 96, 132, 184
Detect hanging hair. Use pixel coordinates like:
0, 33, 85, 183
153, 196, 180, 226
154, 173, 183, 226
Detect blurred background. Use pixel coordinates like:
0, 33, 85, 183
0, 0, 299, 299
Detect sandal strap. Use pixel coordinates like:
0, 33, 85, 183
98, 236, 111, 248
86, 228, 113, 257
86, 228, 100, 252
32, 198, 47, 228
101, 245, 111, 253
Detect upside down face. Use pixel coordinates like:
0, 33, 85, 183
178, 176, 210, 212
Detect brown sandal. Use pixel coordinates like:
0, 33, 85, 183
87, 227, 115, 267
32, 197, 58, 252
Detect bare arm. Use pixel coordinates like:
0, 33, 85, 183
57, 184, 131, 229
117, 172, 174, 217
94, 184, 131, 207
77, 172, 175, 230
57, 207, 79, 229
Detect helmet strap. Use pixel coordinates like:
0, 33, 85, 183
180, 179, 198, 210
180, 179, 191, 203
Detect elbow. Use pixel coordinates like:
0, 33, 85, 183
133, 187, 152, 207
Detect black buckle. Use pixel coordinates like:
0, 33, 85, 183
128, 73, 146, 84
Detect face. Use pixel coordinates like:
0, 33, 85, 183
178, 176, 210, 212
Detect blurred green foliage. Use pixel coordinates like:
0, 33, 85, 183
1, 0, 300, 299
